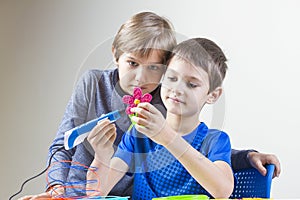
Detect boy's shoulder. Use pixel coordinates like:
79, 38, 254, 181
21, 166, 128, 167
198, 125, 230, 153
205, 128, 229, 141
78, 68, 118, 85
81, 68, 117, 79
198, 123, 228, 139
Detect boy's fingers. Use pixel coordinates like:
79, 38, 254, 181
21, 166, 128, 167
131, 116, 148, 127
102, 127, 117, 144
137, 102, 156, 113
97, 118, 111, 126
131, 107, 150, 119
30, 192, 52, 199
89, 119, 113, 139
257, 166, 267, 176
107, 132, 117, 144
92, 124, 116, 145
135, 123, 149, 133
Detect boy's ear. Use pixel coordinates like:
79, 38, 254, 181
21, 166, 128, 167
206, 87, 222, 104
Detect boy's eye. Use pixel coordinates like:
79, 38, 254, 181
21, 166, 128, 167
187, 82, 198, 88
167, 76, 177, 81
147, 64, 166, 72
128, 61, 139, 67
147, 65, 159, 71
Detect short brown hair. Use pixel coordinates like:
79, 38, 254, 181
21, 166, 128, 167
112, 12, 177, 63
170, 38, 228, 92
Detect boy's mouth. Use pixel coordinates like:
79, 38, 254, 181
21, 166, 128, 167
167, 96, 184, 104
132, 85, 147, 90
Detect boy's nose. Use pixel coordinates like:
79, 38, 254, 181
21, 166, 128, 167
134, 67, 147, 83
170, 81, 185, 95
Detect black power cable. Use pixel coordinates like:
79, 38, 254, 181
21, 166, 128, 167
9, 146, 65, 200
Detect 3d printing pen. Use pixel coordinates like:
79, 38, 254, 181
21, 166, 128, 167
64, 110, 123, 150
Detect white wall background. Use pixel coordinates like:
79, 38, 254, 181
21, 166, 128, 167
1, 0, 299, 199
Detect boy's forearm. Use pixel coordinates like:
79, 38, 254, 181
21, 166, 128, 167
86, 157, 129, 196
46, 141, 74, 190
87, 159, 111, 196
164, 135, 234, 198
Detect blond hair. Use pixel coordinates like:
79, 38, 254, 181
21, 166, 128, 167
112, 12, 177, 63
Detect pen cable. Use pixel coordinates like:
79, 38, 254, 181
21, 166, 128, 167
9, 146, 65, 200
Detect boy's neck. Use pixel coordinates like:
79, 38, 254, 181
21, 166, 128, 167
166, 113, 200, 135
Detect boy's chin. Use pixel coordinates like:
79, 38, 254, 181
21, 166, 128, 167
166, 106, 183, 116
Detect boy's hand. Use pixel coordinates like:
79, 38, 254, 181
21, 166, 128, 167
17, 185, 64, 200
87, 119, 117, 163
247, 151, 281, 178
130, 102, 173, 145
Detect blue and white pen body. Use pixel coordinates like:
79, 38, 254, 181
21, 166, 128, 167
64, 110, 123, 150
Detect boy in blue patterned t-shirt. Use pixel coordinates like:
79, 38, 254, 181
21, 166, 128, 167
87, 38, 234, 199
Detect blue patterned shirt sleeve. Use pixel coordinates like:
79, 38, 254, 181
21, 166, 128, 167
200, 130, 232, 165
114, 128, 136, 168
